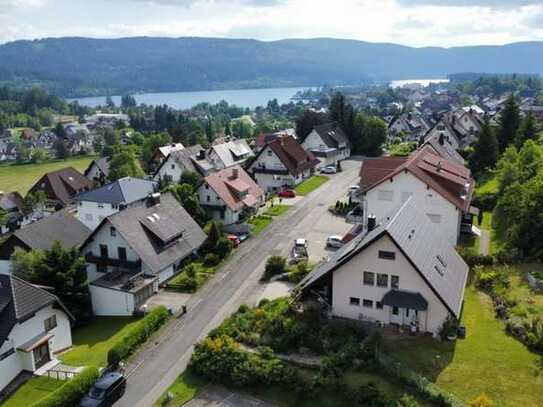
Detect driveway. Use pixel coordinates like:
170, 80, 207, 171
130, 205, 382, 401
144, 289, 191, 314
117, 159, 362, 407
185, 386, 278, 407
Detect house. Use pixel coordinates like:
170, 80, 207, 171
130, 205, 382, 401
153, 144, 205, 182
76, 177, 157, 230
0, 192, 32, 235
359, 145, 476, 246
151, 143, 185, 166
0, 209, 91, 274
302, 123, 351, 168
84, 157, 111, 186
388, 112, 430, 142
422, 136, 465, 166
206, 139, 254, 170
0, 274, 74, 392
80, 193, 206, 316
248, 136, 319, 193
297, 198, 468, 336
198, 166, 264, 234
28, 167, 93, 209
425, 108, 483, 150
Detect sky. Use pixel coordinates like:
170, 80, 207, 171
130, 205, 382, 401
0, 0, 542, 47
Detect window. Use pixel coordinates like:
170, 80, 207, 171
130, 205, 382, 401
392, 306, 399, 315
206, 195, 210, 202
437, 255, 447, 267
427, 214, 441, 224
377, 273, 388, 288
378, 251, 396, 260
97, 203, 104, 209
391, 275, 399, 289
118, 247, 127, 261
349, 297, 360, 306
377, 190, 393, 201
267, 149, 273, 157
171, 164, 175, 170
44, 315, 57, 331
363, 299, 373, 308
99, 244, 108, 258
110, 227, 116, 237
376, 301, 383, 310
363, 271, 375, 286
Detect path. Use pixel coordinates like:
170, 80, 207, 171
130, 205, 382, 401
116, 160, 362, 407
479, 229, 490, 256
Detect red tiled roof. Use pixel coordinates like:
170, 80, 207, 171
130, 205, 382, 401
204, 166, 264, 211
267, 136, 319, 176
360, 146, 475, 211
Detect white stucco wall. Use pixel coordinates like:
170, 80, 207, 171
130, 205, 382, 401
78, 201, 119, 230
0, 260, 11, 274
89, 285, 135, 316
426, 124, 460, 150
197, 184, 240, 226
0, 341, 23, 391
364, 171, 461, 246
331, 234, 450, 335
154, 155, 186, 183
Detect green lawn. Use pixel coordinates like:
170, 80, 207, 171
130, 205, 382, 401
248, 215, 273, 236
263, 205, 290, 217
59, 317, 140, 367
155, 372, 207, 406
383, 287, 543, 406
2, 376, 63, 407
475, 172, 499, 196
497, 263, 543, 317
0, 155, 96, 194
166, 261, 217, 293
294, 175, 329, 196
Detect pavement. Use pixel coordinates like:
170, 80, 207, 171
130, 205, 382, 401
144, 289, 192, 313
184, 386, 278, 407
116, 159, 362, 407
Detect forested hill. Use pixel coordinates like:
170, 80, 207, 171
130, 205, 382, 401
0, 37, 542, 97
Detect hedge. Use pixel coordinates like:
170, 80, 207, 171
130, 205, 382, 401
32, 366, 100, 407
107, 306, 170, 366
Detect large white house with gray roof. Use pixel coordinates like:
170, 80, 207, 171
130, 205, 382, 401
76, 177, 157, 230
297, 198, 468, 336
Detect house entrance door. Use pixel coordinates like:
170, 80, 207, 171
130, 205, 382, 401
33, 342, 51, 370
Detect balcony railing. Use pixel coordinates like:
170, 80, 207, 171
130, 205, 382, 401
85, 253, 141, 270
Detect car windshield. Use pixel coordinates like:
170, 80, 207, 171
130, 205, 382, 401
88, 387, 106, 400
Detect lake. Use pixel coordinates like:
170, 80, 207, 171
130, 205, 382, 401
68, 87, 314, 110
389, 79, 449, 88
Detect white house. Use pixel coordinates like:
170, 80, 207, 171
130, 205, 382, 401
153, 144, 206, 183
249, 135, 319, 193
0, 192, 33, 236
302, 122, 351, 169
198, 166, 264, 233
297, 198, 468, 336
207, 139, 254, 170
359, 145, 476, 246
75, 177, 157, 230
388, 112, 430, 142
83, 157, 110, 186
0, 275, 74, 392
152, 143, 185, 166
80, 193, 206, 316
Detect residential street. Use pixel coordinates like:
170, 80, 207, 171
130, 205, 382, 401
117, 159, 362, 407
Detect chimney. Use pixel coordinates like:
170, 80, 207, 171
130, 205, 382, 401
367, 215, 377, 232
198, 150, 206, 160
148, 192, 161, 206
231, 168, 239, 179
437, 161, 442, 172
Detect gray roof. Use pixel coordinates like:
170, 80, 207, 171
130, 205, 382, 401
0, 274, 73, 346
84, 157, 110, 178
85, 193, 206, 275
155, 144, 204, 176
382, 290, 428, 311
76, 177, 157, 205
13, 209, 91, 251
298, 198, 468, 318
423, 136, 465, 165
211, 139, 254, 168
312, 122, 350, 149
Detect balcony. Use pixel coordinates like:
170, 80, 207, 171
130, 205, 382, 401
85, 253, 141, 271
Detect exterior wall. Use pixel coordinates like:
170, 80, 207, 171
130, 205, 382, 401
0, 260, 11, 274
0, 340, 23, 391
331, 235, 450, 335
197, 184, 240, 226
251, 145, 288, 172
154, 156, 185, 183
302, 131, 351, 168
364, 171, 461, 246
78, 201, 119, 230
89, 285, 135, 316
157, 264, 175, 284
426, 124, 460, 150
85, 163, 104, 182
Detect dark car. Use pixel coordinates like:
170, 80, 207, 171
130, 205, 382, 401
278, 189, 296, 198
79, 372, 126, 407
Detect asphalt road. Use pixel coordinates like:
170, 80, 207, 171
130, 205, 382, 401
117, 160, 362, 407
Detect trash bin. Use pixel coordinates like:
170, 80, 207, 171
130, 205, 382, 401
457, 325, 466, 339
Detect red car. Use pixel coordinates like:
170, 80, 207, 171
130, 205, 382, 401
278, 189, 296, 198
227, 234, 240, 247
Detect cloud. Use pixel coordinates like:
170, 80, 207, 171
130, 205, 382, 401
525, 9, 543, 28
0, 0, 48, 6
395, 0, 541, 8
393, 16, 432, 30
128, 0, 284, 7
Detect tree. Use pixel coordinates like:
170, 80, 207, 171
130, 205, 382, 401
53, 138, 69, 159
54, 122, 66, 139
497, 94, 521, 152
106, 95, 115, 108
204, 221, 222, 250
163, 183, 207, 225
469, 119, 499, 174
516, 112, 538, 147
30, 147, 48, 163
141, 133, 172, 168
295, 110, 328, 142
11, 242, 92, 320
264, 256, 287, 280
121, 94, 137, 110
352, 113, 386, 156
180, 171, 200, 189
23, 191, 47, 213
0, 208, 8, 227
496, 146, 520, 194
108, 148, 145, 181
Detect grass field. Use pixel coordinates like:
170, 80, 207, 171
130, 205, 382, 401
2, 376, 63, 407
383, 287, 543, 406
295, 175, 329, 196
0, 155, 95, 194
475, 172, 499, 196
60, 317, 140, 367
248, 215, 273, 236
263, 205, 290, 217
155, 372, 207, 406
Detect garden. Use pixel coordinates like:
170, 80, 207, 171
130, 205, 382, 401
2, 377, 63, 407
295, 175, 329, 196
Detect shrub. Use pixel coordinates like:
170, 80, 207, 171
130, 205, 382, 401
167, 273, 197, 293
107, 306, 169, 366
397, 394, 420, 407
185, 263, 197, 279
346, 382, 391, 407
215, 237, 233, 259
264, 256, 287, 280
204, 253, 220, 267
469, 393, 493, 407
439, 315, 458, 340
32, 367, 99, 407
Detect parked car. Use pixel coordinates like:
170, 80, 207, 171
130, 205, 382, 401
320, 165, 337, 174
348, 185, 360, 193
227, 234, 241, 247
290, 238, 308, 264
326, 235, 344, 249
79, 372, 126, 407
278, 189, 296, 198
